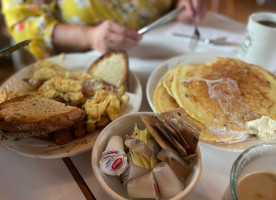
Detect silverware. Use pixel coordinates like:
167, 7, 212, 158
189, 17, 200, 51
173, 33, 227, 45
0, 40, 31, 59
138, 6, 185, 35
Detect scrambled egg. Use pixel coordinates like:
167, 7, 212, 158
38, 76, 84, 104
84, 90, 121, 132
25, 60, 128, 132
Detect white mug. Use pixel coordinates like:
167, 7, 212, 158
237, 12, 276, 73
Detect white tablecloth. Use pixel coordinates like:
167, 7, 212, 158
0, 11, 247, 200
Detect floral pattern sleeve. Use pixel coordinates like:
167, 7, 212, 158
1, 0, 59, 59
1, 0, 173, 59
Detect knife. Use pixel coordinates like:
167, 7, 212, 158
0, 40, 31, 59
138, 6, 185, 35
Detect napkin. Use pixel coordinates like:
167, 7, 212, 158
165, 23, 245, 53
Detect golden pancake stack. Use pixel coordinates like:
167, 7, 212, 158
154, 57, 276, 143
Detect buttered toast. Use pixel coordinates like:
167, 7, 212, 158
87, 51, 129, 91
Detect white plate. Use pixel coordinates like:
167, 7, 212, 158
0, 52, 142, 159
146, 52, 267, 152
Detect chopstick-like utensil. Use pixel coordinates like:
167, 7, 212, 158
138, 6, 185, 35
0, 40, 31, 59
63, 157, 96, 200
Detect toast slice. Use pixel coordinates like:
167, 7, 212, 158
0, 94, 85, 136
87, 51, 129, 91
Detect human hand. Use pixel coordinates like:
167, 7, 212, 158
89, 20, 142, 53
176, 0, 206, 23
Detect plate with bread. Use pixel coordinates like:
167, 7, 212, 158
0, 51, 142, 158
146, 52, 276, 151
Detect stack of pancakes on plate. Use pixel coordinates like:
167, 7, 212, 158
154, 57, 276, 143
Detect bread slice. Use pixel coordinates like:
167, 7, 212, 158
87, 51, 129, 91
0, 94, 85, 136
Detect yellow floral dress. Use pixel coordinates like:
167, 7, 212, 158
1, 0, 173, 59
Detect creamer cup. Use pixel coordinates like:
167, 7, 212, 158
153, 162, 183, 198
99, 135, 128, 176
127, 172, 159, 199
122, 154, 150, 184
106, 135, 124, 151
99, 149, 129, 176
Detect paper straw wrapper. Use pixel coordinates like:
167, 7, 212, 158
105, 135, 124, 151
127, 172, 159, 200
153, 162, 183, 198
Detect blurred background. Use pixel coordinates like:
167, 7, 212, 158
1, 0, 276, 84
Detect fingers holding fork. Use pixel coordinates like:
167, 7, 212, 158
176, 0, 206, 23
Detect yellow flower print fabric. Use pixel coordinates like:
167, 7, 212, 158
1, 0, 173, 59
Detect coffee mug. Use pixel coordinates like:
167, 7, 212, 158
222, 143, 276, 200
237, 12, 276, 73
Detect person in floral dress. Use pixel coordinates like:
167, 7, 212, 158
1, 0, 206, 59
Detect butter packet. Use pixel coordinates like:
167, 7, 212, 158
125, 136, 157, 170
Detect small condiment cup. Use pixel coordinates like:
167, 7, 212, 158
127, 172, 159, 199
105, 135, 124, 151
222, 143, 276, 200
153, 162, 183, 198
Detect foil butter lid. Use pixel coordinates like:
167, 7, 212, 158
99, 149, 129, 176
99, 135, 129, 176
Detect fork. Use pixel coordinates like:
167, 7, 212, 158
173, 33, 227, 45
189, 17, 200, 51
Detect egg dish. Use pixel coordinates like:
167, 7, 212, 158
24, 59, 128, 133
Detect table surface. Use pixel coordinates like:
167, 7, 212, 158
0, 11, 248, 200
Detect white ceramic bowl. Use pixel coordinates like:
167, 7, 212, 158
91, 112, 202, 200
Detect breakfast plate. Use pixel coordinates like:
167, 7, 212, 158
0, 51, 142, 158
146, 52, 270, 152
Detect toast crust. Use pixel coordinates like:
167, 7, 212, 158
0, 95, 85, 135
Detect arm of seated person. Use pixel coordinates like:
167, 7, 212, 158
1, 0, 59, 59
52, 20, 142, 54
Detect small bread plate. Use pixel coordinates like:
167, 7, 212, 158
146, 52, 270, 152
0, 51, 142, 159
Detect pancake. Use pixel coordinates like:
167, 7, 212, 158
171, 57, 276, 143
163, 67, 181, 97
153, 82, 179, 113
